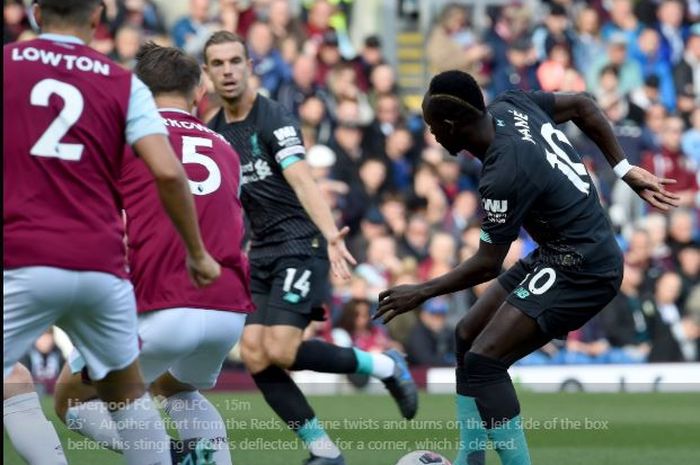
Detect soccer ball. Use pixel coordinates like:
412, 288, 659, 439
395, 451, 452, 465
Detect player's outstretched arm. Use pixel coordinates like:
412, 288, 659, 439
282, 159, 357, 280
548, 92, 680, 210
134, 134, 221, 287
374, 241, 510, 323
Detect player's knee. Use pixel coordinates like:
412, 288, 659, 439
463, 352, 510, 385
264, 342, 296, 368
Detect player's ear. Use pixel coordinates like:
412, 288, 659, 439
90, 4, 104, 31
193, 80, 207, 108
31, 3, 42, 28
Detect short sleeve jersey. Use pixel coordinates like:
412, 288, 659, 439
479, 90, 622, 275
120, 109, 254, 314
208, 95, 323, 260
3, 36, 165, 277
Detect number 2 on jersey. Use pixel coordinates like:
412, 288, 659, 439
540, 123, 590, 195
30, 79, 85, 161
181, 136, 221, 195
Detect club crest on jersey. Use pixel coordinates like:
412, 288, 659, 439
482, 198, 508, 224
508, 109, 535, 145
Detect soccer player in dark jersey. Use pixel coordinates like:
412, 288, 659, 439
204, 31, 417, 465
374, 70, 680, 465
4, 2, 219, 465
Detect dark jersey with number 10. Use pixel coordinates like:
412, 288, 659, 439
479, 90, 623, 276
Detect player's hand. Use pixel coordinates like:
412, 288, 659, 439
186, 251, 221, 288
327, 226, 357, 280
374, 284, 428, 324
623, 166, 680, 211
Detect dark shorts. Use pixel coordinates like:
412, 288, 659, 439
246, 252, 330, 329
498, 257, 622, 339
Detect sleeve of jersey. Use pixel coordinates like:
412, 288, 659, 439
525, 91, 556, 120
125, 75, 168, 146
478, 147, 537, 245
266, 112, 306, 170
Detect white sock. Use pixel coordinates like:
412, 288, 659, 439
370, 353, 396, 379
110, 393, 171, 465
3, 392, 68, 465
65, 399, 123, 451
164, 390, 232, 465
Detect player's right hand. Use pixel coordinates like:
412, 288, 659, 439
622, 166, 681, 211
186, 252, 221, 288
328, 226, 357, 281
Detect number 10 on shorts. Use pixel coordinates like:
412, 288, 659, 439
282, 268, 311, 303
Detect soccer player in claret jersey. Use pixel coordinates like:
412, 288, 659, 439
51, 42, 254, 465
374, 70, 680, 465
3, 2, 220, 465
204, 31, 417, 465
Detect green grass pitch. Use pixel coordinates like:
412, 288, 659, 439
4, 391, 699, 465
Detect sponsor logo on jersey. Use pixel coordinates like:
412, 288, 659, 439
508, 109, 535, 145
514, 287, 530, 299
273, 125, 301, 147
241, 159, 272, 184
482, 198, 508, 224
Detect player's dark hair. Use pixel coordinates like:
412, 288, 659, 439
203, 30, 248, 63
37, 0, 101, 26
135, 42, 201, 98
424, 70, 486, 123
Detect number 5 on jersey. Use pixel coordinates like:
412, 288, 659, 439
181, 136, 221, 195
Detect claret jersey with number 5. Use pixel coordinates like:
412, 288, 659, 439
3, 35, 166, 277
479, 90, 623, 275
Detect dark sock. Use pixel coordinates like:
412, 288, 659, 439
251, 366, 315, 431
290, 339, 359, 373
461, 352, 531, 465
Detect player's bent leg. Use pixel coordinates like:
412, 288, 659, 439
3, 363, 68, 465
459, 303, 551, 465
240, 323, 271, 374
263, 324, 304, 368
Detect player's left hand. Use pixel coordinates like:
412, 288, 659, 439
623, 166, 681, 210
374, 284, 428, 324
328, 226, 357, 280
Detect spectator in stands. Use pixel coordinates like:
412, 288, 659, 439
673, 24, 700, 119
641, 115, 699, 206
379, 193, 408, 238
314, 29, 343, 86
532, 3, 576, 62
630, 28, 676, 110
483, 3, 533, 81
405, 297, 455, 367
247, 21, 291, 96
107, 0, 167, 36
298, 95, 332, 146
490, 37, 540, 95
332, 298, 396, 353
171, 0, 212, 57
681, 107, 700, 167
355, 235, 403, 300
655, 0, 688, 66
3, 0, 29, 44
587, 32, 644, 95
364, 93, 403, 156
407, 163, 448, 227
573, 5, 606, 72
668, 208, 698, 253
277, 54, 321, 116
601, 0, 642, 44
329, 98, 367, 186
443, 190, 479, 238
418, 231, 456, 282
348, 208, 387, 264
268, 0, 306, 50
600, 264, 651, 363
398, 214, 431, 263
304, 0, 335, 46
384, 127, 415, 192
646, 272, 699, 361
113, 24, 143, 69
426, 3, 490, 84
358, 35, 385, 85
325, 62, 373, 123
368, 64, 399, 105
536, 42, 585, 92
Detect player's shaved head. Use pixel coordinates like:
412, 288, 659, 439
36, 0, 102, 27
135, 42, 202, 99
423, 70, 486, 125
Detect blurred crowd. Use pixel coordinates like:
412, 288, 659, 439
5, 0, 699, 372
